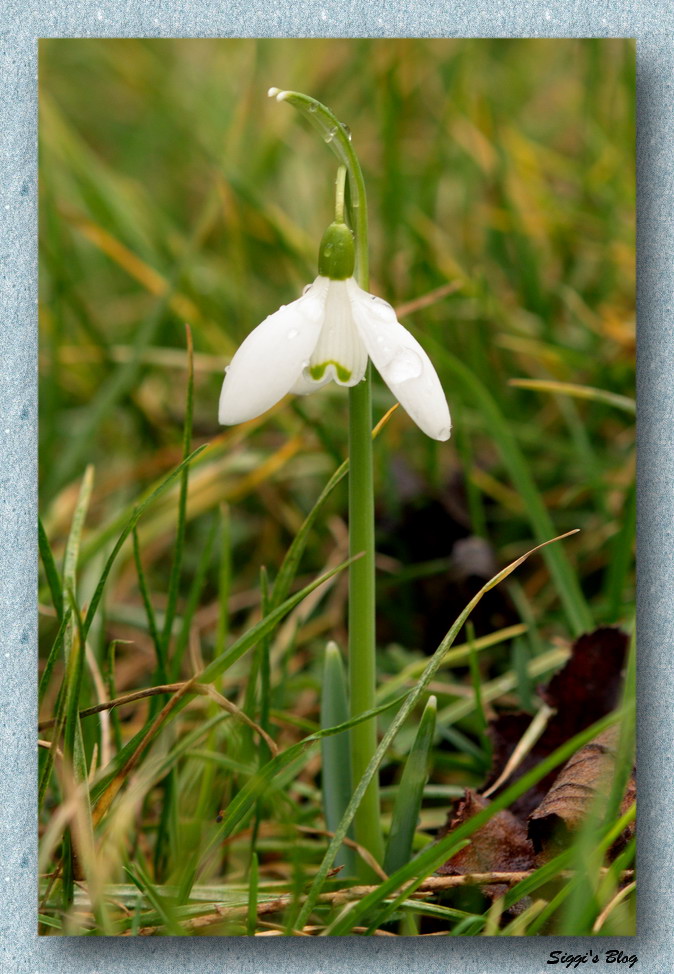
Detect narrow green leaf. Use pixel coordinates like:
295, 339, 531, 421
62, 464, 94, 596
62, 592, 88, 765
257, 567, 272, 739
270, 458, 348, 611
325, 710, 624, 936
38, 516, 64, 621
38, 607, 72, 704
508, 378, 635, 414
103, 639, 125, 752
216, 503, 231, 656
247, 853, 259, 935
161, 324, 195, 656
270, 407, 396, 612
194, 693, 408, 883
60, 592, 94, 913
125, 862, 185, 936
88, 557, 366, 815
427, 345, 593, 635
132, 526, 164, 672
169, 512, 219, 680
467, 622, 489, 746
512, 636, 534, 711
383, 695, 437, 876
200, 554, 359, 686
321, 642, 356, 875
81, 445, 207, 644
292, 530, 598, 931
503, 848, 573, 910
604, 484, 636, 622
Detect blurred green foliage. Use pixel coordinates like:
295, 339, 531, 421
38, 38, 635, 936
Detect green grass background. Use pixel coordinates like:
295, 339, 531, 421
38, 38, 635, 936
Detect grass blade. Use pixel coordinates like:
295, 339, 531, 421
161, 323, 195, 657
81, 445, 207, 644
270, 405, 397, 611
132, 527, 164, 671
247, 853, 259, 935
321, 642, 356, 875
383, 694, 436, 876
38, 516, 64, 621
62, 464, 94, 596
428, 345, 593, 635
508, 378, 635, 414
329, 710, 625, 936
293, 529, 588, 930
90, 555, 364, 825
38, 607, 72, 705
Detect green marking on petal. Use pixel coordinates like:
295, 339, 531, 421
310, 361, 352, 383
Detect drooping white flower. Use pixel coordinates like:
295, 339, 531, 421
218, 219, 451, 441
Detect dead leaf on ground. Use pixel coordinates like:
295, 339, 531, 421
437, 789, 535, 903
437, 627, 633, 892
528, 725, 635, 857
484, 627, 628, 818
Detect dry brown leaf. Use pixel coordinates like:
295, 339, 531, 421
528, 725, 635, 856
483, 627, 628, 818
436, 627, 633, 897
437, 790, 535, 902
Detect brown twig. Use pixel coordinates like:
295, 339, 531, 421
38, 682, 199, 730
116, 871, 533, 936
394, 280, 463, 318
93, 866, 636, 936
295, 825, 388, 881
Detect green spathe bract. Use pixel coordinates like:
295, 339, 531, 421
318, 220, 355, 280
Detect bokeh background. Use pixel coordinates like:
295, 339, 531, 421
38, 38, 635, 934
40, 37, 635, 638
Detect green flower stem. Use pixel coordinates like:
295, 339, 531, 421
347, 371, 383, 872
269, 88, 369, 284
334, 165, 346, 224
272, 88, 382, 871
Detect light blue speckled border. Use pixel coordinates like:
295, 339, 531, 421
0, 3, 667, 971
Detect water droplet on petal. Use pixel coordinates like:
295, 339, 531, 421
386, 348, 423, 383
224, 365, 230, 374
342, 122, 352, 141
302, 283, 313, 295
308, 103, 317, 113
368, 295, 396, 321
287, 328, 299, 340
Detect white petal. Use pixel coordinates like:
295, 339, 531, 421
218, 278, 329, 424
308, 279, 368, 387
349, 281, 452, 441
290, 369, 332, 395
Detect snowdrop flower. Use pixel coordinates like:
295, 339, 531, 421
219, 218, 451, 441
